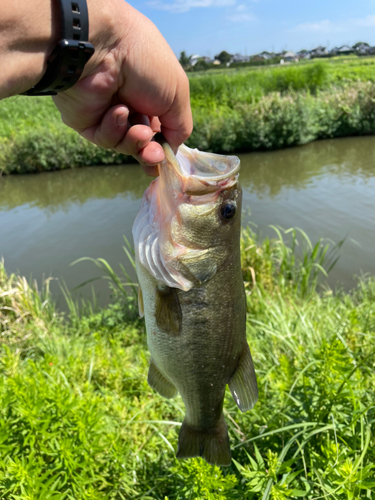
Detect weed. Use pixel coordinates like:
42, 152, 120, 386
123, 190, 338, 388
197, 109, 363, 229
0, 229, 373, 498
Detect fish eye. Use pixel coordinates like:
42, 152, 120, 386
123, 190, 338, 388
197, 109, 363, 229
220, 201, 237, 220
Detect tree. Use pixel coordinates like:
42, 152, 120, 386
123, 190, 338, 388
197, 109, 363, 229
193, 59, 209, 72
353, 42, 370, 49
215, 51, 232, 64
179, 51, 190, 67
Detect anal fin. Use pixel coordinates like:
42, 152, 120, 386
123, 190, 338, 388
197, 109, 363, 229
148, 359, 177, 399
229, 343, 258, 412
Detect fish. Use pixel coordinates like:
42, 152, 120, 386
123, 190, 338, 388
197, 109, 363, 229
132, 137, 258, 466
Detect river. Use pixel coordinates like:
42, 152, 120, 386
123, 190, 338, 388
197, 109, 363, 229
1, 136, 375, 308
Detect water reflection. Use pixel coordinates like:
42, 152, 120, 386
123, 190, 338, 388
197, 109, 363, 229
0, 164, 150, 213
239, 136, 375, 197
1, 136, 375, 213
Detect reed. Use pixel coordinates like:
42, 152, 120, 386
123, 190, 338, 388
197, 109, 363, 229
241, 225, 344, 297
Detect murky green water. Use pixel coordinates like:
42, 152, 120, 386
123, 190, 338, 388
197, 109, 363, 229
1, 136, 375, 307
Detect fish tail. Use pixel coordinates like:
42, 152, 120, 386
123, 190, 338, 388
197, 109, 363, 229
176, 413, 231, 466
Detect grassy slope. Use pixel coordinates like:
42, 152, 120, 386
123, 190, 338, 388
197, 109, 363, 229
2, 57, 375, 173
0, 227, 374, 499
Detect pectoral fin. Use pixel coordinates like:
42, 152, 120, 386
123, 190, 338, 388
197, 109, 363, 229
155, 285, 182, 336
228, 343, 258, 412
178, 250, 217, 285
138, 286, 144, 318
148, 359, 177, 399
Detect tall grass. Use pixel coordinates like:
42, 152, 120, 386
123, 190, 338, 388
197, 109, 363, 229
189, 62, 331, 107
0, 227, 373, 498
240, 225, 345, 297
0, 260, 56, 343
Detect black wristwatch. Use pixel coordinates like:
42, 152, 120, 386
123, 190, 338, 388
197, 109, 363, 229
22, 0, 95, 96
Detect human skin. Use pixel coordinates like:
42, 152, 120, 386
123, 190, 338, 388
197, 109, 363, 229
0, 0, 193, 174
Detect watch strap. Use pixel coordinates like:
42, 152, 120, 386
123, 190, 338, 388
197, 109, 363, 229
61, 0, 90, 41
21, 0, 95, 96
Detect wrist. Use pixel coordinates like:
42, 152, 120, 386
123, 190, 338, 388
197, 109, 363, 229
80, 0, 131, 77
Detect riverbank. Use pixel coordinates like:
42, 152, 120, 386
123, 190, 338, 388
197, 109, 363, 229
0, 227, 373, 498
2, 59, 375, 174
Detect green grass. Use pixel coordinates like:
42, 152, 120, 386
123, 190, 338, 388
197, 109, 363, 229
0, 98, 130, 174
2, 58, 375, 174
0, 227, 374, 499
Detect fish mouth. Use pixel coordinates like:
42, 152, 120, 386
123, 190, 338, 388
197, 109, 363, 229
161, 143, 240, 196
176, 144, 240, 182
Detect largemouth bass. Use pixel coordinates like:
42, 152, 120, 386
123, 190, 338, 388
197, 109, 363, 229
132, 139, 258, 466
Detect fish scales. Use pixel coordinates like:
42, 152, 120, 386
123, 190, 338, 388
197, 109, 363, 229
133, 138, 258, 466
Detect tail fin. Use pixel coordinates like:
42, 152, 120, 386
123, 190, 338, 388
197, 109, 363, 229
176, 414, 231, 466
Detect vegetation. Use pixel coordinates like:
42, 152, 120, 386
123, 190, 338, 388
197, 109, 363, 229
215, 51, 233, 65
0, 226, 374, 499
2, 57, 375, 174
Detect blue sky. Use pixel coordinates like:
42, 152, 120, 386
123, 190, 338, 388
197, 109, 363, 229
132, 0, 375, 57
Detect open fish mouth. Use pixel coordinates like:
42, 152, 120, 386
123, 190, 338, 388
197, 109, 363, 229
176, 144, 240, 182
161, 143, 240, 196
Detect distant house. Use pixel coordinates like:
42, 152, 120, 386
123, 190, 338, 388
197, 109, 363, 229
297, 50, 310, 59
189, 55, 212, 66
283, 51, 299, 62
251, 56, 266, 63
337, 45, 354, 55
355, 43, 371, 55
310, 46, 328, 58
213, 59, 221, 65
231, 53, 250, 63
330, 47, 339, 55
189, 55, 201, 66
256, 51, 273, 60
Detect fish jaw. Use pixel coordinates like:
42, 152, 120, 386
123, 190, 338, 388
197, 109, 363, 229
163, 142, 240, 195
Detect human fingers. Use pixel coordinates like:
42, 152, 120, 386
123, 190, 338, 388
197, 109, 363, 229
150, 116, 161, 134
80, 105, 164, 168
113, 123, 164, 165
142, 164, 159, 177
80, 104, 130, 148
136, 140, 164, 168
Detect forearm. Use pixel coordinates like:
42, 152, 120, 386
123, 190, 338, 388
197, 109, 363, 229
0, 0, 59, 98
0, 0, 128, 99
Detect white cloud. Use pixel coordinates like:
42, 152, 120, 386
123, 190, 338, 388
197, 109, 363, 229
354, 15, 375, 27
226, 3, 256, 22
290, 19, 334, 33
227, 12, 256, 22
290, 15, 375, 34
147, 0, 235, 13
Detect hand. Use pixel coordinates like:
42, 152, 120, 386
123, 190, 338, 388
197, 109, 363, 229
52, 0, 193, 175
